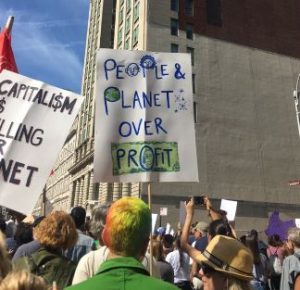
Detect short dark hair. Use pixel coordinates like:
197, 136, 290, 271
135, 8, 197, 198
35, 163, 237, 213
70, 206, 86, 229
14, 223, 33, 246
32, 216, 45, 228
0, 219, 6, 234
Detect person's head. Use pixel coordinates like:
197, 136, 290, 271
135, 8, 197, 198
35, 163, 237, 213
89, 203, 111, 244
32, 216, 45, 228
161, 234, 174, 257
70, 206, 86, 230
193, 221, 208, 240
239, 235, 246, 245
287, 227, 300, 251
34, 211, 78, 250
14, 222, 33, 246
245, 233, 260, 264
197, 235, 253, 290
0, 270, 48, 290
208, 219, 233, 241
0, 232, 11, 281
268, 234, 283, 247
0, 219, 6, 235
249, 229, 258, 241
102, 197, 151, 259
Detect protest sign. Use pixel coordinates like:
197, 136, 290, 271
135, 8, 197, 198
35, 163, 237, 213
220, 199, 238, 221
151, 213, 158, 234
0, 70, 83, 214
160, 207, 168, 216
94, 49, 198, 182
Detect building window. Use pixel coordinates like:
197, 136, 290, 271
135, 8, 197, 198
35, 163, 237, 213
133, 2, 139, 22
192, 74, 196, 93
171, 0, 179, 11
119, 8, 124, 24
185, 0, 194, 16
125, 17, 131, 34
125, 38, 130, 49
207, 0, 222, 26
126, 0, 131, 11
133, 26, 139, 45
193, 102, 197, 123
187, 47, 194, 65
171, 18, 179, 36
171, 43, 179, 52
118, 29, 123, 45
186, 24, 193, 39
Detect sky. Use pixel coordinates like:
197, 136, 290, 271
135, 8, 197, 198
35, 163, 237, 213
0, 0, 89, 94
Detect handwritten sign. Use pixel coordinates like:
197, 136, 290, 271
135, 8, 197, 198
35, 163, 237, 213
0, 70, 83, 214
94, 49, 198, 182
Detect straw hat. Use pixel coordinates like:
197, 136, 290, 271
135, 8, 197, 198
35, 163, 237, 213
197, 235, 254, 281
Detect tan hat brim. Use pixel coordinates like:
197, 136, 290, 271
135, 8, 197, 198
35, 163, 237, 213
196, 252, 254, 281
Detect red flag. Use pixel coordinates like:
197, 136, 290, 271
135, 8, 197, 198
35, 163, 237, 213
0, 27, 18, 73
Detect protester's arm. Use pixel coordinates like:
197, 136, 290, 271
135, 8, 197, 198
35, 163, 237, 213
228, 222, 237, 239
294, 274, 300, 290
190, 260, 200, 280
180, 199, 203, 261
204, 196, 222, 221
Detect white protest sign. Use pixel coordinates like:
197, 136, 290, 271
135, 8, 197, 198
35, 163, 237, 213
152, 213, 158, 234
94, 49, 198, 182
165, 222, 171, 235
220, 199, 238, 221
160, 207, 168, 216
295, 219, 300, 228
0, 70, 83, 214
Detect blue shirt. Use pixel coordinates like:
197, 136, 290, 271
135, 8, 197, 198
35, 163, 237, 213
65, 230, 94, 263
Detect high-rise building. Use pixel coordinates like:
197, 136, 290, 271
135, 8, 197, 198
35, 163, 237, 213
44, 0, 300, 233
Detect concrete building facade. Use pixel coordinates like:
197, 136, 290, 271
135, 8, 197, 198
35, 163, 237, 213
43, 0, 300, 234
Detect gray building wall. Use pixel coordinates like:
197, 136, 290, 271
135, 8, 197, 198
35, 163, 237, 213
142, 3, 300, 235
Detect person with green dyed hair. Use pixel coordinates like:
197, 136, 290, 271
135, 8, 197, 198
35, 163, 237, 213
65, 197, 178, 290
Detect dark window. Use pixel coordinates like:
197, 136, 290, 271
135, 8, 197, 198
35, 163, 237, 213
171, 0, 179, 11
171, 18, 179, 36
192, 74, 196, 93
185, 0, 194, 16
187, 47, 194, 65
186, 24, 193, 39
171, 43, 179, 52
207, 0, 222, 26
193, 102, 197, 123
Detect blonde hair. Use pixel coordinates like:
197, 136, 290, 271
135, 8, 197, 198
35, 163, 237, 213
0, 270, 48, 290
288, 227, 300, 248
227, 277, 253, 290
0, 232, 11, 281
34, 211, 77, 249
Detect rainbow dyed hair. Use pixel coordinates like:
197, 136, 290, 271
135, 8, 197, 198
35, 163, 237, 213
103, 197, 151, 257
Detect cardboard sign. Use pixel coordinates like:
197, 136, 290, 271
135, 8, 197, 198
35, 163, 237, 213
94, 49, 198, 182
295, 219, 300, 228
160, 207, 168, 216
220, 199, 238, 221
0, 70, 83, 213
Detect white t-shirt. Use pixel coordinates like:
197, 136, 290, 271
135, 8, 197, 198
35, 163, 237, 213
72, 246, 160, 285
166, 249, 190, 284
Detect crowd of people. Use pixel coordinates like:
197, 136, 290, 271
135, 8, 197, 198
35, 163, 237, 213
0, 196, 299, 290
